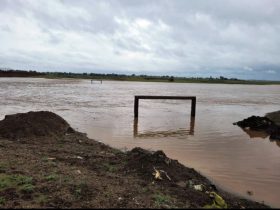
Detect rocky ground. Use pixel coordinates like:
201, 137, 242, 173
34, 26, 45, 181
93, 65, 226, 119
0, 111, 269, 208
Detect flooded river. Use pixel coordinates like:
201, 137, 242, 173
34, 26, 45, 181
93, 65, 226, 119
1, 78, 280, 207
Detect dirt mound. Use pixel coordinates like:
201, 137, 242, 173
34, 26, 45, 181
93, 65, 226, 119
0, 111, 74, 139
125, 147, 211, 185
234, 115, 280, 140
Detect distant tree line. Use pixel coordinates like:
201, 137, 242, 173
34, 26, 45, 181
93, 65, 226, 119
0, 68, 241, 82
0, 69, 45, 77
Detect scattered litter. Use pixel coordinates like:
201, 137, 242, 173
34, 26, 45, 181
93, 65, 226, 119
204, 192, 228, 209
76, 156, 83, 160
47, 157, 56, 160
152, 167, 162, 180
152, 167, 171, 181
76, 170, 82, 174
194, 184, 204, 192
118, 197, 123, 201
159, 169, 171, 181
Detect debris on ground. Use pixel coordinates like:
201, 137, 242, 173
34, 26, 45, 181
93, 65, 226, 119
204, 192, 228, 209
194, 184, 205, 192
153, 168, 163, 180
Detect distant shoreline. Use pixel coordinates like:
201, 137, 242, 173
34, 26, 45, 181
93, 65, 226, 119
1, 69, 280, 85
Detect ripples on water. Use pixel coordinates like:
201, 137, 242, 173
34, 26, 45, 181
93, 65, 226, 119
0, 78, 280, 207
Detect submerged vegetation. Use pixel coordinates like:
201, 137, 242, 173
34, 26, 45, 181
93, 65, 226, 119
1, 69, 280, 85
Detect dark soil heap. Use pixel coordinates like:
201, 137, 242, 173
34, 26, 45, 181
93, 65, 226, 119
0, 111, 74, 139
234, 115, 280, 140
126, 148, 210, 185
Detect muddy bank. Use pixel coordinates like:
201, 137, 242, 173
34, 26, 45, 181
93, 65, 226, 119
234, 110, 280, 140
0, 111, 269, 208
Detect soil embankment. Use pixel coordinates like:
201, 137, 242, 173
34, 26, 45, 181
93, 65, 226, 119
0, 111, 269, 208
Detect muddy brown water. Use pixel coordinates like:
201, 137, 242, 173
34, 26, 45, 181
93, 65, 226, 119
0, 77, 280, 207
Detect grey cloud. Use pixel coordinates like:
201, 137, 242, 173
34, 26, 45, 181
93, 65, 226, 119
0, 0, 280, 80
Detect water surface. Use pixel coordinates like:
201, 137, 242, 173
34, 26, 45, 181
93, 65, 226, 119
0, 78, 280, 207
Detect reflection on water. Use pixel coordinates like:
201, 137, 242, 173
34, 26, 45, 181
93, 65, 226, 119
242, 128, 270, 139
133, 116, 195, 138
241, 128, 280, 148
1, 78, 280, 207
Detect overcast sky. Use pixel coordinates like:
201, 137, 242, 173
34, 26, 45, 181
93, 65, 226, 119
0, 0, 280, 80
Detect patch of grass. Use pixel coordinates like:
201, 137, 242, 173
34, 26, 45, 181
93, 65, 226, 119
0, 174, 13, 189
73, 182, 89, 199
0, 196, 5, 206
35, 194, 48, 205
19, 183, 34, 193
42, 157, 49, 162
45, 174, 59, 182
111, 148, 122, 155
142, 187, 149, 193
42, 157, 57, 166
103, 190, 113, 198
0, 163, 7, 173
0, 174, 34, 193
153, 193, 172, 207
12, 175, 33, 185
103, 163, 117, 172
62, 176, 71, 184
